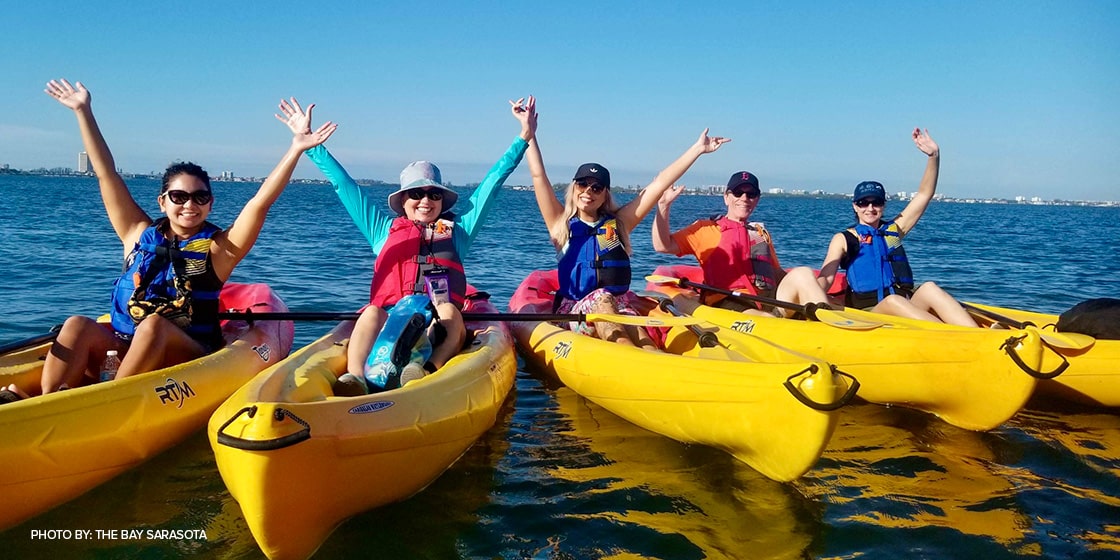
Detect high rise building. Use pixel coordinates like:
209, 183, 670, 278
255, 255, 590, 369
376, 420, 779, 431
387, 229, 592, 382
77, 152, 89, 174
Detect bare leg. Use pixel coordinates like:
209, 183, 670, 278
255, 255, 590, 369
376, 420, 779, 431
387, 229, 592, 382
41, 316, 124, 394
589, 294, 634, 346
775, 266, 832, 318
428, 302, 466, 369
346, 306, 387, 377
872, 294, 943, 323
909, 282, 979, 327
116, 315, 207, 379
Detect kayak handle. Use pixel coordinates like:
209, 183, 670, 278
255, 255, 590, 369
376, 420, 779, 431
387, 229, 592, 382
216, 405, 312, 451
1001, 335, 1069, 380
783, 365, 861, 412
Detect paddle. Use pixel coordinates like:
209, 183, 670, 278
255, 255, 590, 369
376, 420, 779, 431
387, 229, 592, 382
0, 324, 62, 356
217, 310, 709, 329
645, 275, 883, 331
962, 303, 1095, 351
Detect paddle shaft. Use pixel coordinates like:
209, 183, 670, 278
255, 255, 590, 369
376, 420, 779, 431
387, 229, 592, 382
961, 303, 1028, 329
656, 299, 720, 348
217, 311, 692, 326
0, 326, 62, 355
672, 277, 813, 315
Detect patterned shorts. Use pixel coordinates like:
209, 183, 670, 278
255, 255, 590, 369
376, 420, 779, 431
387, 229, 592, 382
556, 289, 643, 336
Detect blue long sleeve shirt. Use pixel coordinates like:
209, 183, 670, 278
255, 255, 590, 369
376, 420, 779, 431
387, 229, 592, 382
305, 137, 528, 259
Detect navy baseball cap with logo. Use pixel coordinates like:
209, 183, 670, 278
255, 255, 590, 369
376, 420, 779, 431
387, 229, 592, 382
726, 171, 760, 194
573, 163, 610, 189
852, 181, 886, 203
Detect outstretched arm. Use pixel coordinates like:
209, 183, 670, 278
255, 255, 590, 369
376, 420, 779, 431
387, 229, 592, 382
45, 79, 149, 247
616, 128, 730, 233
456, 96, 534, 248
521, 97, 566, 242
211, 98, 337, 280
895, 128, 940, 234
652, 185, 684, 254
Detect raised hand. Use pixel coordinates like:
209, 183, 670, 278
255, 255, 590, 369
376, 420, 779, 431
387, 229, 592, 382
275, 97, 314, 135
695, 128, 731, 154
660, 184, 686, 208
45, 79, 90, 111
509, 95, 538, 141
912, 127, 939, 158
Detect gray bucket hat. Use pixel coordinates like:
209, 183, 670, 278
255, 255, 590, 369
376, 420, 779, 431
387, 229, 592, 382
387, 161, 458, 215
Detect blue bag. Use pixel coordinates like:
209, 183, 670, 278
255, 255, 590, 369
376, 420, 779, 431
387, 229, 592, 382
363, 294, 435, 392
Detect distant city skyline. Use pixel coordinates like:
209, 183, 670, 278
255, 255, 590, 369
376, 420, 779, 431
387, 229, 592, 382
3, 158, 1115, 208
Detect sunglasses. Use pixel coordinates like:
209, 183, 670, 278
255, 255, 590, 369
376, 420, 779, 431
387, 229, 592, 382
162, 190, 213, 205
407, 189, 444, 201
854, 198, 885, 208
728, 189, 760, 200
575, 180, 606, 194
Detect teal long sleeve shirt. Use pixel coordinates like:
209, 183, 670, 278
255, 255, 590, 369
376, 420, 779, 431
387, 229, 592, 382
305, 137, 528, 259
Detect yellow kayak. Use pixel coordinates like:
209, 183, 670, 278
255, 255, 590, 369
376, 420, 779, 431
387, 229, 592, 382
0, 283, 293, 530
964, 302, 1115, 407
207, 296, 517, 560
510, 270, 856, 483
647, 265, 1060, 431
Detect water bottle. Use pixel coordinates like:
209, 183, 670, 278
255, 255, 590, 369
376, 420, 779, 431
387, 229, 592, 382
100, 350, 121, 383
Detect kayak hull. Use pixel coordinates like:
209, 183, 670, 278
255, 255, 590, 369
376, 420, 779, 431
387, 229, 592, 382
208, 297, 516, 560
0, 283, 293, 530
510, 270, 850, 483
648, 265, 1050, 431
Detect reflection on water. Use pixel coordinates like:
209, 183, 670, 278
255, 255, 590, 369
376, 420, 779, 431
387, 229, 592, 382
545, 385, 820, 559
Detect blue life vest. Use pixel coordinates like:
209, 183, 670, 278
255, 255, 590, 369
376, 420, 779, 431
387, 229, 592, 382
557, 215, 631, 301
841, 220, 914, 307
109, 219, 224, 348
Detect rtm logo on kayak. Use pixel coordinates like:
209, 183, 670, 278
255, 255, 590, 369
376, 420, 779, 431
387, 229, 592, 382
730, 320, 756, 334
553, 340, 572, 359
155, 378, 195, 409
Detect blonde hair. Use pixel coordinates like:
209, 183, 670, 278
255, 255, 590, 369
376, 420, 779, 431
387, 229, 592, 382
547, 180, 632, 255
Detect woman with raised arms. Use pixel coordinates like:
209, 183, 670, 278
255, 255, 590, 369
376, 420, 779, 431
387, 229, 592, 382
818, 128, 977, 327
281, 95, 535, 388
523, 96, 730, 347
13, 79, 336, 400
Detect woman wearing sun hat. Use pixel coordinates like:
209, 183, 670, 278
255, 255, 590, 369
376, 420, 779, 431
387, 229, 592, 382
818, 128, 977, 326
283, 96, 535, 381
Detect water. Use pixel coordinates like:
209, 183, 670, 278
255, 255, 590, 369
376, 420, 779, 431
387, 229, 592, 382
1, 175, 1118, 559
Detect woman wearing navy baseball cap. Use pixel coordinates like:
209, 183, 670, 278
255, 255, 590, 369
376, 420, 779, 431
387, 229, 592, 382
818, 128, 977, 327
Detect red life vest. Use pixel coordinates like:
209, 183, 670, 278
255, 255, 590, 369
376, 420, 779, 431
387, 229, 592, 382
698, 217, 780, 304
369, 216, 467, 308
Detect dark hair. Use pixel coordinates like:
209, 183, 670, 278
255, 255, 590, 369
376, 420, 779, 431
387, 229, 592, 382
161, 162, 211, 193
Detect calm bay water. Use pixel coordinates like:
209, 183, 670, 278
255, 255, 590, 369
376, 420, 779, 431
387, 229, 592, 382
1, 175, 1118, 559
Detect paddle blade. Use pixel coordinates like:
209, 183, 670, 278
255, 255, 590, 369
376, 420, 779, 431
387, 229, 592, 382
1031, 327, 1095, 351
645, 274, 684, 286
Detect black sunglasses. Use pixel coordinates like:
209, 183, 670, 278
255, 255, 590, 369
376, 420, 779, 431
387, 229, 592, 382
575, 180, 606, 194
854, 198, 885, 208
729, 189, 760, 200
407, 189, 444, 201
162, 190, 213, 205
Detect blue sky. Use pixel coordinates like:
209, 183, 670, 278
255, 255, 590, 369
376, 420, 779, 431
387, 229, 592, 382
2, 1, 1117, 201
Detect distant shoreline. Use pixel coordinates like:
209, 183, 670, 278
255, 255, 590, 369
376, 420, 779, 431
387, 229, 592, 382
2, 168, 1115, 208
